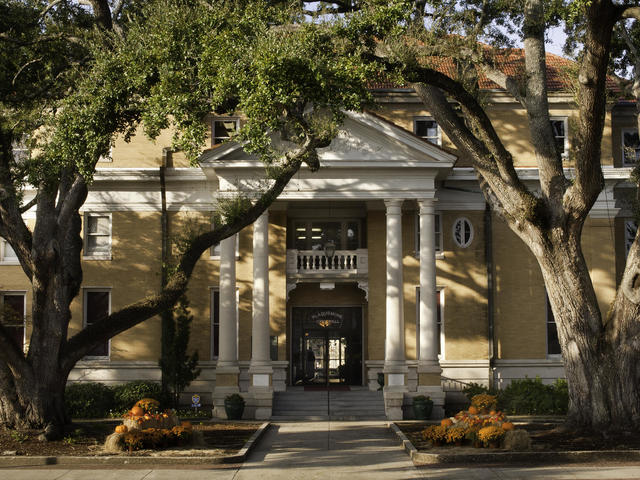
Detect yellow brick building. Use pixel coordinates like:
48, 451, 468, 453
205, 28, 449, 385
1, 74, 634, 420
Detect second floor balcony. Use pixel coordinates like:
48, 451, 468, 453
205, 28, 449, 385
286, 248, 368, 279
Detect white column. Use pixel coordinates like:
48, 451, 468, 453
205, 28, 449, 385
250, 211, 272, 376
218, 234, 238, 371
384, 199, 406, 374
416, 198, 444, 419
418, 199, 441, 369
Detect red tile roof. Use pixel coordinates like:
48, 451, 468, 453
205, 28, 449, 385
369, 49, 620, 92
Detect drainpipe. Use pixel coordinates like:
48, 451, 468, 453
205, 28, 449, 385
484, 202, 495, 389
160, 148, 170, 395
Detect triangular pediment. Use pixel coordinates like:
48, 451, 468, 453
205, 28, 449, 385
199, 111, 456, 169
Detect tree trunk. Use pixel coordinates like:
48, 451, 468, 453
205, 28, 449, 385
0, 360, 68, 436
534, 232, 640, 431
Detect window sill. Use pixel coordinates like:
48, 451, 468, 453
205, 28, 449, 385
0, 261, 20, 265
83, 254, 112, 261
82, 356, 110, 361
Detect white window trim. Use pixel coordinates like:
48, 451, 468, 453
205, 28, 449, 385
82, 287, 111, 360
414, 212, 444, 259
209, 286, 239, 360
0, 291, 26, 352
0, 239, 19, 265
413, 116, 441, 146
415, 286, 445, 361
550, 117, 569, 158
83, 212, 112, 260
212, 117, 240, 146
621, 128, 640, 166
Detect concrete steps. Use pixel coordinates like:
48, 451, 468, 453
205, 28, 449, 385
272, 388, 386, 420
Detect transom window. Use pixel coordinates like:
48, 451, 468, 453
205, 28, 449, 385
212, 118, 239, 145
550, 117, 568, 157
413, 117, 440, 145
292, 220, 364, 251
622, 129, 640, 166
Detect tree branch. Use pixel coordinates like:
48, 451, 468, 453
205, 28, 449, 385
20, 196, 37, 214
61, 132, 325, 369
522, 0, 568, 209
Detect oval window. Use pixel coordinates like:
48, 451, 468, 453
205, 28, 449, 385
452, 217, 473, 248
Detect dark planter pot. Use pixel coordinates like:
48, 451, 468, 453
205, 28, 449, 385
412, 398, 434, 420
224, 401, 245, 420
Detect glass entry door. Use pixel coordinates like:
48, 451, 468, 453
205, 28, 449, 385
292, 306, 363, 386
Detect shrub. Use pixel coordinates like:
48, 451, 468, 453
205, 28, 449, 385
65, 382, 114, 418
500, 377, 568, 415
112, 381, 163, 413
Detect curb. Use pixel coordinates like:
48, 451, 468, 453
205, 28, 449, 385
0, 422, 270, 467
388, 422, 640, 465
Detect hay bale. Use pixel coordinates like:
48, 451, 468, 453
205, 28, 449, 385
104, 432, 126, 453
503, 429, 531, 451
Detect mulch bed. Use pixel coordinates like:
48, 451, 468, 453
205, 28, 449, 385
0, 420, 261, 457
396, 422, 640, 452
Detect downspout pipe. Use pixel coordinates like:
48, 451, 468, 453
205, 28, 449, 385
484, 202, 495, 389
160, 148, 170, 395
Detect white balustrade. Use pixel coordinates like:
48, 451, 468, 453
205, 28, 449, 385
286, 249, 368, 275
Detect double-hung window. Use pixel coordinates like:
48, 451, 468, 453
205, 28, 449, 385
210, 287, 238, 360
413, 117, 441, 145
622, 129, 640, 166
415, 288, 444, 358
1, 293, 25, 351
550, 117, 569, 158
0, 238, 18, 264
546, 295, 561, 357
415, 213, 443, 256
212, 118, 239, 145
83, 289, 110, 358
84, 213, 111, 259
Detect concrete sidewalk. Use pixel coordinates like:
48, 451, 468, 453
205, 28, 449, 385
0, 421, 639, 479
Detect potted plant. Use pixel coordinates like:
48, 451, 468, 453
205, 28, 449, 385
412, 395, 434, 420
224, 393, 245, 420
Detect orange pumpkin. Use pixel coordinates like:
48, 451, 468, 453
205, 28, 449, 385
489, 410, 497, 416
440, 418, 453, 427
115, 425, 128, 434
502, 422, 515, 431
181, 421, 192, 430
130, 406, 144, 417
468, 405, 479, 415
